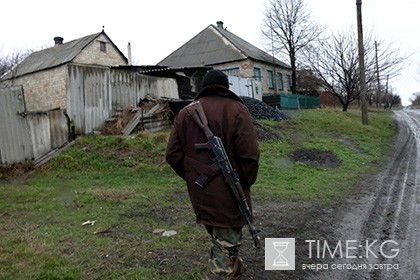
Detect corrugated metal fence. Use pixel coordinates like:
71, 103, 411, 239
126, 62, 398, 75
0, 86, 69, 164
67, 64, 178, 134
1, 65, 178, 164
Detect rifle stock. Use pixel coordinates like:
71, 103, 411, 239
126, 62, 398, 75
185, 101, 213, 138
185, 101, 261, 249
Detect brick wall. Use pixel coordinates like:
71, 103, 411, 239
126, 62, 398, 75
11, 66, 67, 111
215, 59, 292, 95
73, 34, 126, 66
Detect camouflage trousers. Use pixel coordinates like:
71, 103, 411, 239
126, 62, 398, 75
204, 226, 246, 280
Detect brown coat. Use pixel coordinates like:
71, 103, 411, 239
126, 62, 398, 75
166, 85, 260, 227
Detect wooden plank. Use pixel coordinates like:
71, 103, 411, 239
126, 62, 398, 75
121, 110, 143, 136
122, 104, 161, 136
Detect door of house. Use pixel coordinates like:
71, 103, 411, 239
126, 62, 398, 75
228, 76, 262, 101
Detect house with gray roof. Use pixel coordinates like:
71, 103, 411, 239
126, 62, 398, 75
159, 21, 292, 104
2, 32, 127, 80
0, 31, 182, 136
0, 31, 188, 164
1, 31, 128, 112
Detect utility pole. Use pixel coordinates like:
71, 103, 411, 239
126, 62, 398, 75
384, 74, 389, 108
375, 41, 381, 108
356, 0, 369, 125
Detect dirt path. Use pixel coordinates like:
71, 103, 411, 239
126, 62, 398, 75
239, 109, 420, 280
306, 109, 420, 280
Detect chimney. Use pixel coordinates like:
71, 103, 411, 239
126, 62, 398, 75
216, 21, 224, 29
127, 42, 132, 65
54, 36, 64, 46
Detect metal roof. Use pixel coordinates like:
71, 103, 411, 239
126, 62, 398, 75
112, 65, 212, 78
2, 32, 127, 80
159, 24, 290, 69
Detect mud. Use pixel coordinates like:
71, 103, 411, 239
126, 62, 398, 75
291, 148, 341, 168
240, 109, 420, 280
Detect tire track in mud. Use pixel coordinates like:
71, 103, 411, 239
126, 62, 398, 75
355, 110, 419, 280
308, 109, 420, 280
389, 110, 420, 280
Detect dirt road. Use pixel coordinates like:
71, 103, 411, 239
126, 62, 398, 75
242, 109, 419, 280
307, 109, 420, 280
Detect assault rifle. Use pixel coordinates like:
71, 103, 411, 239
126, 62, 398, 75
185, 100, 261, 249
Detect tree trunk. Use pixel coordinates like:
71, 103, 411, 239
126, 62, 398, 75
290, 51, 297, 94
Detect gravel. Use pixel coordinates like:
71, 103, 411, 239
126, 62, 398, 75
241, 96, 289, 121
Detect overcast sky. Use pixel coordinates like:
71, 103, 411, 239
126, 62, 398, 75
1, 0, 419, 105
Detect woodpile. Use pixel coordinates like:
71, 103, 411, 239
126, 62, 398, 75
103, 99, 171, 135
103, 96, 289, 136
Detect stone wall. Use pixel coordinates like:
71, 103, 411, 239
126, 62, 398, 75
73, 34, 126, 66
10, 66, 67, 111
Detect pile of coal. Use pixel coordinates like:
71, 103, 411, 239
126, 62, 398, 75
241, 96, 289, 121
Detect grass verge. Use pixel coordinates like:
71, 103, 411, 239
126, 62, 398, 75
255, 108, 395, 204
0, 109, 396, 279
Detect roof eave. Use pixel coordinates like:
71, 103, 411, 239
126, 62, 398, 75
1, 62, 69, 80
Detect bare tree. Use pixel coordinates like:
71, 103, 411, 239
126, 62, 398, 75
305, 30, 359, 111
387, 92, 401, 109
378, 84, 401, 109
409, 92, 420, 107
261, 0, 323, 94
304, 29, 406, 111
365, 40, 406, 107
0, 48, 32, 78
296, 68, 323, 94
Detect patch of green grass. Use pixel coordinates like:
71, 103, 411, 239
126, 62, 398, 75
0, 109, 396, 279
254, 109, 395, 204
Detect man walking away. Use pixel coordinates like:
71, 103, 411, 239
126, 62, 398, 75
166, 70, 260, 279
